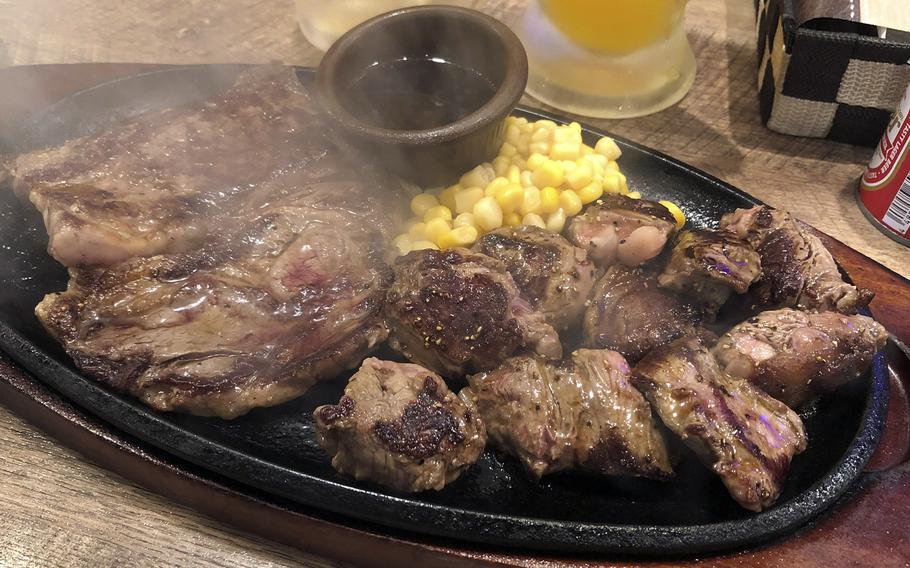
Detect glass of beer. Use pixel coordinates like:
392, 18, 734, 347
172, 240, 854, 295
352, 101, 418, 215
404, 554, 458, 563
517, 0, 696, 118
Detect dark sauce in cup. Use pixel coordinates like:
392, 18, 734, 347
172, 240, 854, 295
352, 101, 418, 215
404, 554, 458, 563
343, 57, 497, 131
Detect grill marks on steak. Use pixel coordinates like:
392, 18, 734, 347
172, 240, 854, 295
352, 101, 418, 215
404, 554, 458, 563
467, 350, 673, 480
384, 248, 562, 378
713, 308, 887, 407
8, 66, 339, 267
632, 334, 807, 511
719, 206, 872, 313
314, 358, 486, 492
473, 226, 596, 330
36, 153, 394, 419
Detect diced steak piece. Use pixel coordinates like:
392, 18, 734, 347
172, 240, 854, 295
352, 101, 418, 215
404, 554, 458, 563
36, 174, 393, 419
565, 195, 677, 268
313, 358, 486, 492
6, 66, 353, 267
584, 264, 702, 363
713, 308, 887, 407
658, 229, 761, 316
719, 206, 872, 313
473, 225, 596, 330
632, 334, 807, 511
384, 248, 562, 378
467, 350, 673, 480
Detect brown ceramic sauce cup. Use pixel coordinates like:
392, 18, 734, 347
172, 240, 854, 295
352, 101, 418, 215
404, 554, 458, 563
315, 5, 528, 187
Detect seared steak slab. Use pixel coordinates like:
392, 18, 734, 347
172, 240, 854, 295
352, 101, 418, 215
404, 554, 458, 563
7, 67, 334, 267
314, 358, 486, 492
633, 334, 807, 511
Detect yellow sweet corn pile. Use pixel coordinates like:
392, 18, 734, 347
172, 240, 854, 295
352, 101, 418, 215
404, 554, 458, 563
393, 116, 685, 255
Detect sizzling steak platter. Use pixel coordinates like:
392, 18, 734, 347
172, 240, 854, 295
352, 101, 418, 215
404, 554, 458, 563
2, 66, 887, 508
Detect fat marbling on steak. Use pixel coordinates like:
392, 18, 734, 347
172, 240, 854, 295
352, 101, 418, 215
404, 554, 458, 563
314, 358, 486, 492
5, 66, 339, 267
33, 67, 403, 418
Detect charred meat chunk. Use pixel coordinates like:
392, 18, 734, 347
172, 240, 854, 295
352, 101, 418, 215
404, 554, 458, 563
384, 248, 562, 378
632, 334, 807, 511
566, 195, 677, 268
720, 206, 872, 313
473, 225, 596, 330
584, 265, 702, 363
467, 350, 673, 480
36, 176, 392, 419
713, 308, 887, 407
314, 358, 486, 492
658, 229, 761, 316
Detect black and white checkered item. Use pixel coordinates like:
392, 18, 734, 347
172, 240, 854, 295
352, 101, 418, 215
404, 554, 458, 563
756, 0, 910, 146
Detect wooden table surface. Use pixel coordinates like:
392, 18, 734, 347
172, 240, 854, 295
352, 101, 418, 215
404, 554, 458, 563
1, 1, 909, 567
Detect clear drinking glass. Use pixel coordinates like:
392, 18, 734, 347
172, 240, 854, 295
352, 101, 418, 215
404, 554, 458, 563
517, 0, 696, 118
295, 0, 434, 51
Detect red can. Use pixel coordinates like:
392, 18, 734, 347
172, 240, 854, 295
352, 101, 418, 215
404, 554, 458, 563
859, 82, 910, 246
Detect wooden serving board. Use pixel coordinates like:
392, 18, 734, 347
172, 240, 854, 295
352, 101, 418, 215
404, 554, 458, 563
1, 64, 908, 566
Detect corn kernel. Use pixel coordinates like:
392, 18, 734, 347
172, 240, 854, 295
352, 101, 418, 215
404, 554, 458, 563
410, 193, 439, 216
618, 172, 629, 193
526, 153, 548, 171
516, 137, 530, 156
461, 164, 495, 188
519, 170, 534, 188
528, 141, 551, 156
659, 200, 686, 229
520, 186, 541, 215
453, 212, 477, 229
540, 186, 560, 214
532, 160, 564, 188
606, 160, 620, 172
569, 121, 582, 132
484, 177, 510, 198
546, 208, 566, 233
410, 240, 439, 251
580, 144, 594, 155
507, 165, 521, 184
424, 218, 451, 244
511, 157, 527, 171
393, 234, 412, 255
455, 186, 485, 214
473, 196, 503, 232
550, 141, 582, 161
583, 154, 608, 174
408, 222, 427, 240
424, 205, 453, 223
554, 127, 582, 145
559, 190, 583, 216
496, 183, 524, 214
515, 116, 529, 129
566, 161, 594, 190
602, 172, 622, 194
498, 142, 517, 158
535, 119, 557, 131
531, 128, 551, 143
504, 212, 522, 226
595, 137, 622, 160
492, 156, 511, 177
505, 124, 521, 147
438, 225, 479, 249
577, 180, 604, 204
626, 191, 641, 199
438, 184, 459, 210
522, 213, 546, 229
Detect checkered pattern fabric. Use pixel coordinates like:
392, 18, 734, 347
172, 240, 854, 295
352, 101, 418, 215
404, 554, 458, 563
756, 0, 910, 146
